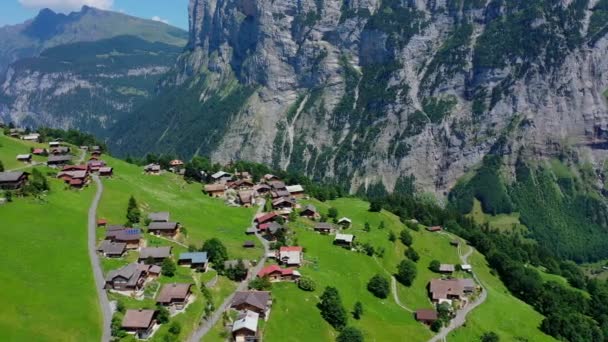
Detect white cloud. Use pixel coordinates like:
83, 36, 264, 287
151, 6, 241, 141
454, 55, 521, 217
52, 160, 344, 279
151, 16, 169, 25
19, 0, 114, 12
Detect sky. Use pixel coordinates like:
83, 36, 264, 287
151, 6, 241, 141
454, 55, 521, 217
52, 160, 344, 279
0, 0, 190, 29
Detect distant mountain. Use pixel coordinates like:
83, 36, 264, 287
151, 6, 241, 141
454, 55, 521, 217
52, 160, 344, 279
0, 6, 187, 137
0, 5, 187, 76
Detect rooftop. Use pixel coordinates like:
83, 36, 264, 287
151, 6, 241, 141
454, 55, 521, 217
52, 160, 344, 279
122, 309, 156, 329
178, 252, 208, 264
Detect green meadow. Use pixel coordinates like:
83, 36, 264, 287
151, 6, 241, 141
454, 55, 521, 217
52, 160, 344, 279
0, 133, 48, 170
0, 175, 101, 341
448, 251, 555, 341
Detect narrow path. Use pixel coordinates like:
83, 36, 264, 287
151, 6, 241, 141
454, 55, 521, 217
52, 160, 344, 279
373, 257, 414, 313
7, 161, 40, 172
188, 200, 270, 342
428, 237, 488, 342
88, 175, 112, 342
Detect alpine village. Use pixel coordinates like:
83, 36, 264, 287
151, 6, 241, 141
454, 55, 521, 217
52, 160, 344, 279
2, 1, 608, 342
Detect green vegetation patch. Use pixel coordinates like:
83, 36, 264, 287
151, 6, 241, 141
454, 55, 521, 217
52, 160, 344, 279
0, 179, 101, 341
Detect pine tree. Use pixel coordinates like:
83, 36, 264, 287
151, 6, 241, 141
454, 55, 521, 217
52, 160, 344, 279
353, 301, 363, 320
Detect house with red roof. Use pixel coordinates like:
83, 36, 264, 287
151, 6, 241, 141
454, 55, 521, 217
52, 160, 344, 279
255, 212, 278, 226
257, 264, 301, 282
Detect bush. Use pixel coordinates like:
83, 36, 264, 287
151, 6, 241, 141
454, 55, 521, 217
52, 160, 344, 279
405, 247, 420, 262
367, 274, 390, 298
362, 243, 375, 256
353, 301, 363, 319
202, 238, 229, 266
328, 207, 339, 218
161, 258, 176, 277
405, 221, 420, 231
336, 326, 364, 342
431, 319, 443, 332
249, 276, 272, 291
318, 286, 348, 330
480, 332, 499, 342
168, 321, 181, 335
399, 229, 413, 246
396, 259, 417, 286
429, 260, 441, 273
369, 200, 382, 212
388, 231, 396, 242
298, 277, 316, 291
156, 305, 170, 324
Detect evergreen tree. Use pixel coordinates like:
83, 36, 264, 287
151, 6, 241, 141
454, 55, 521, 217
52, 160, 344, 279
328, 207, 339, 218
126, 195, 141, 224
429, 260, 441, 273
0, 160, 4, 172
364, 222, 371, 232
319, 286, 348, 330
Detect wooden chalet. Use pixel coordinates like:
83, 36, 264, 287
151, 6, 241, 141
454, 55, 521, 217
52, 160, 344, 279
0, 171, 29, 190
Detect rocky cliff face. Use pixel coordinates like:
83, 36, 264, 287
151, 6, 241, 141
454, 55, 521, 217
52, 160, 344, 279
114, 0, 608, 194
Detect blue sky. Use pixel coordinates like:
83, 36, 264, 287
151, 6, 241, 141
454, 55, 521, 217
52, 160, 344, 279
0, 0, 190, 29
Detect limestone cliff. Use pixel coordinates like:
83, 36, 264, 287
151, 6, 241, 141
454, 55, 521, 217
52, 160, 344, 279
111, 0, 608, 193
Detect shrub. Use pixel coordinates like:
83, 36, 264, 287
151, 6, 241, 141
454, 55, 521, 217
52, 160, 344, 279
400, 229, 413, 246
353, 301, 363, 319
396, 259, 417, 286
405, 247, 420, 262
429, 260, 441, 273
298, 277, 316, 292
336, 326, 364, 342
161, 258, 176, 277
318, 286, 348, 329
367, 274, 390, 298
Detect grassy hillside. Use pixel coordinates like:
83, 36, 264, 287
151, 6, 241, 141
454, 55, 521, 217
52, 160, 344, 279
263, 197, 553, 341
0, 135, 100, 341
0, 134, 47, 170
96, 155, 260, 259
448, 251, 555, 341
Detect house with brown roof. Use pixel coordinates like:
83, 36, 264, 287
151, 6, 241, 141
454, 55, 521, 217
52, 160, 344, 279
0, 171, 29, 190
272, 197, 295, 210
50, 146, 70, 155
148, 221, 180, 237
439, 264, 456, 274
231, 291, 271, 318
57, 170, 89, 188
230, 179, 255, 191
314, 222, 334, 234
99, 167, 113, 177
156, 283, 193, 310
16, 154, 32, 163
97, 240, 127, 258
426, 226, 443, 232
238, 190, 254, 207
47, 155, 72, 166
139, 247, 172, 264
105, 228, 141, 249
255, 212, 278, 226
415, 309, 438, 325
122, 309, 157, 339
428, 278, 476, 302
148, 212, 170, 222
286, 184, 305, 198
97, 218, 107, 227
204, 183, 226, 198
105, 263, 151, 291
253, 183, 271, 195
300, 204, 319, 219
144, 163, 161, 175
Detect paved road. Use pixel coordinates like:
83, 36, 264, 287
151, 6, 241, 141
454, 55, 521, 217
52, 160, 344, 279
88, 175, 112, 342
188, 200, 270, 342
428, 238, 488, 342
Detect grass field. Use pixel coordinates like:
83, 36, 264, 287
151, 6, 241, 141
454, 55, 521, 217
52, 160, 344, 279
264, 198, 435, 342
0, 133, 48, 170
468, 199, 526, 232
448, 251, 555, 341
0, 175, 101, 341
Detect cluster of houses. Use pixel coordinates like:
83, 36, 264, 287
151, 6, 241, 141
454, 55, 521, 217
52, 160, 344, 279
143, 159, 185, 176
118, 281, 195, 339
229, 291, 272, 342
203, 172, 305, 210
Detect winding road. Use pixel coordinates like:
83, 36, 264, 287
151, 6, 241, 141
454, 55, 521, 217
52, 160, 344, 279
428, 237, 488, 342
188, 200, 270, 342
88, 175, 112, 342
